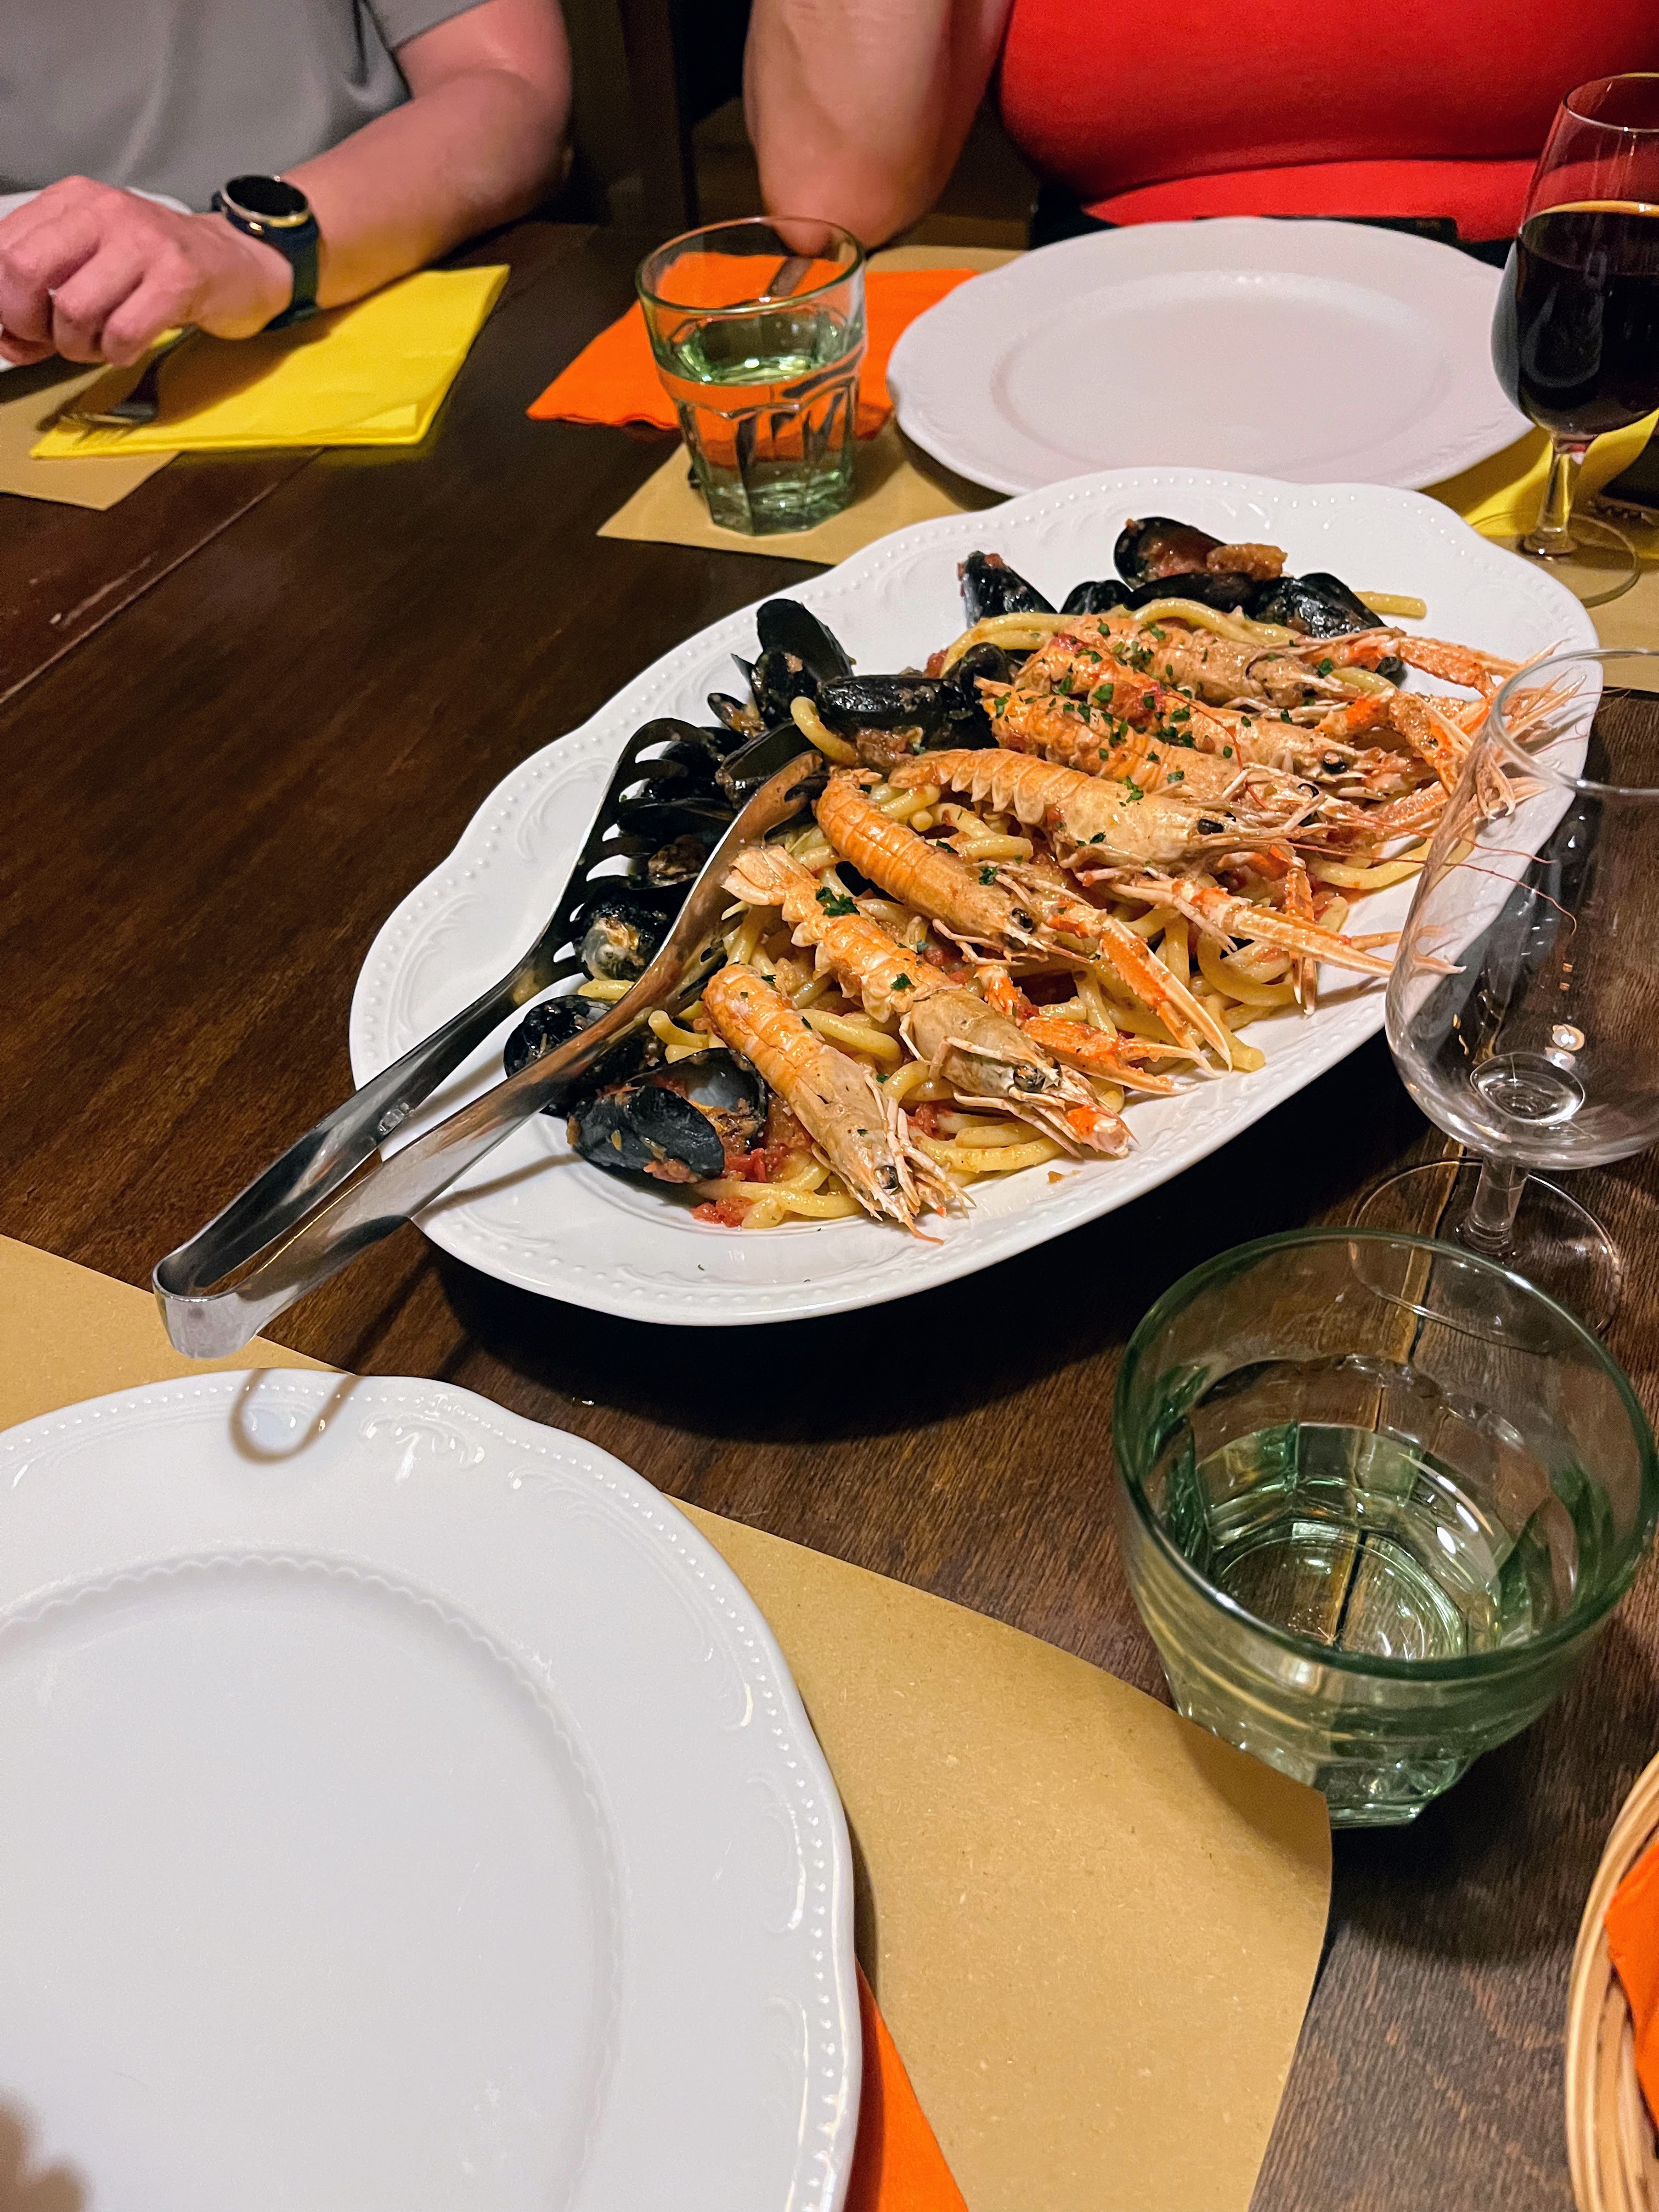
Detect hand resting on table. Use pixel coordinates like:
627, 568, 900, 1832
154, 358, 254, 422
0, 177, 290, 367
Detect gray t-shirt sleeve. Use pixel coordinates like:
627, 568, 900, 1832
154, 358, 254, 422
364, 0, 493, 50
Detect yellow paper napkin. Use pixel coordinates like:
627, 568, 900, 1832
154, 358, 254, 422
1430, 410, 1659, 558
31, 266, 508, 456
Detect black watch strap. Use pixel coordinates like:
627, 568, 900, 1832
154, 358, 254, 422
212, 178, 320, 331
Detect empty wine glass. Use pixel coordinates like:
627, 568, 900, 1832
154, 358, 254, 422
1356, 647, 1659, 1334
1487, 74, 1659, 609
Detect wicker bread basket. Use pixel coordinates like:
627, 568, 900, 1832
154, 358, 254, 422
1568, 1751, 1659, 2212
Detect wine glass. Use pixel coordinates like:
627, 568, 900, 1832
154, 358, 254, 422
1487, 74, 1659, 610
1356, 648, 1659, 1336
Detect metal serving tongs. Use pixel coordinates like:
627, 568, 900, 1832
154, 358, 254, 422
154, 750, 825, 1359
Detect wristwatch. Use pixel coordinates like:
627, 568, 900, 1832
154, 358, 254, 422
211, 175, 319, 330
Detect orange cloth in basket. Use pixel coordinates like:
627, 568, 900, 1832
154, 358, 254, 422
526, 269, 977, 440
849, 1965, 969, 2212
1607, 1839, 1659, 2125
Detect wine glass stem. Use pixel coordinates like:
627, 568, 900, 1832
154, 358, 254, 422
1459, 1156, 1528, 1255
1521, 438, 1589, 558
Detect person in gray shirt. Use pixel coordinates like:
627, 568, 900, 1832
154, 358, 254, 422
0, 0, 571, 367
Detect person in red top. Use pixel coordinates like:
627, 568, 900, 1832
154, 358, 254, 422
744, 1, 1659, 254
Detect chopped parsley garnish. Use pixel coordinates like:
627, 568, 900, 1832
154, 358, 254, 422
1120, 783, 1144, 805
1317, 658, 1335, 676
979, 865, 998, 884
1167, 768, 1184, 785
816, 887, 857, 916
1221, 745, 1234, 758
890, 973, 912, 990
1170, 705, 1190, 723
1089, 830, 1107, 842
1280, 710, 1292, 723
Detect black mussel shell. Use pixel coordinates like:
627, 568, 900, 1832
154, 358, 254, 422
958, 551, 1054, 623
709, 691, 764, 739
503, 994, 599, 1110
1125, 571, 1256, 613
570, 1050, 768, 1185
716, 723, 826, 803
1375, 653, 1407, 685
818, 673, 955, 736
755, 599, 854, 684
750, 645, 823, 724
635, 716, 729, 773
1114, 516, 1224, 587
951, 641, 1011, 689
1245, 570, 1375, 637
574, 1084, 727, 1183
1062, 578, 1135, 616
575, 885, 674, 983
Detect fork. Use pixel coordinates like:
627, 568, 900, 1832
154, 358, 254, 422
57, 326, 196, 430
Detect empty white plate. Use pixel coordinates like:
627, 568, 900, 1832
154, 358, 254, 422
887, 218, 1527, 493
0, 1372, 858, 2212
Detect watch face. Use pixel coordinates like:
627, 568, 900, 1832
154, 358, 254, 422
223, 174, 310, 224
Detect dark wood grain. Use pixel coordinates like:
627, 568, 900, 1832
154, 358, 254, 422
0, 222, 587, 710
2, 219, 1655, 2212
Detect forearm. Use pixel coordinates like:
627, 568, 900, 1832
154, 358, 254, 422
289, 66, 565, 306
745, 0, 1009, 246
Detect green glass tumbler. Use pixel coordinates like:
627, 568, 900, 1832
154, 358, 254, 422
636, 217, 866, 535
1113, 1228, 1658, 1826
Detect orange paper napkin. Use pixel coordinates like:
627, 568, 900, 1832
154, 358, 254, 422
850, 1965, 969, 2212
527, 268, 978, 440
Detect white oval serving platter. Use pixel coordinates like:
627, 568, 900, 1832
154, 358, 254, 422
349, 466, 1593, 1327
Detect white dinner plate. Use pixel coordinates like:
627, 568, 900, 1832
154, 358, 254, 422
887, 219, 1528, 494
350, 467, 1593, 1328
0, 1370, 858, 2211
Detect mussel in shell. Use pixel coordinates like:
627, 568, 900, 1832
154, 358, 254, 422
574, 885, 675, 983
708, 691, 764, 739
1126, 571, 1258, 614
749, 646, 825, 724
1245, 570, 1376, 638
818, 672, 958, 737
1113, 516, 1224, 588
1061, 578, 1134, 617
958, 551, 1054, 623
755, 599, 854, 684
503, 992, 600, 1112
714, 720, 828, 802
569, 1049, 768, 1184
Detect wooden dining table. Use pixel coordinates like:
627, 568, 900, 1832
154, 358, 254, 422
3, 217, 1657, 2212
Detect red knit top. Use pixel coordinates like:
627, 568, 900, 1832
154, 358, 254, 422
997, 2, 1659, 238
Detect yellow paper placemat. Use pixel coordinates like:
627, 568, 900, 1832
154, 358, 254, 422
0, 363, 174, 507
31, 266, 508, 458
0, 1233, 1330, 2212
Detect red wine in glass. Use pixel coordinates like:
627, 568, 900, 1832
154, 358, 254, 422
1494, 201, 1659, 441
1488, 76, 1659, 606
